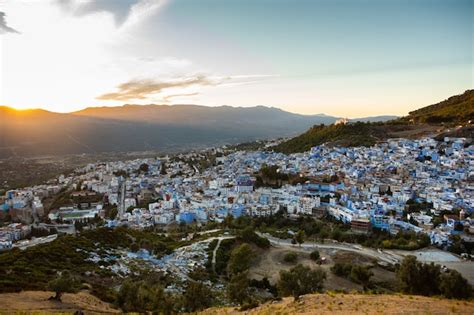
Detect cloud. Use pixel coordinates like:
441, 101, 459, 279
56, 0, 168, 26
0, 11, 19, 34
96, 75, 221, 101
162, 92, 199, 102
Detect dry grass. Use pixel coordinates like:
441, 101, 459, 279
199, 293, 474, 315
0, 290, 118, 314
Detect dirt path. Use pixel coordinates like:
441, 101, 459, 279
212, 238, 223, 270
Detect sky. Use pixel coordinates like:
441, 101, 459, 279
0, 0, 472, 117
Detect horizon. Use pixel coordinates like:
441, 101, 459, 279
0, 0, 472, 117
0, 100, 407, 118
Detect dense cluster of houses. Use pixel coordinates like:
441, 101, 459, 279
1, 136, 472, 251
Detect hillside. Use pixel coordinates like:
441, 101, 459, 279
0, 105, 393, 158
403, 89, 474, 124
274, 90, 472, 153
273, 122, 392, 154
199, 293, 474, 314
0, 290, 118, 314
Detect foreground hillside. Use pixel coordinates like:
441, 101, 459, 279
0, 290, 118, 314
200, 293, 474, 315
1, 291, 472, 314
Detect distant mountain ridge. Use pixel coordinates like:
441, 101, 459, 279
0, 104, 395, 158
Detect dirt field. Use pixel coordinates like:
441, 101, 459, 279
248, 245, 396, 292
0, 290, 119, 314
200, 293, 474, 315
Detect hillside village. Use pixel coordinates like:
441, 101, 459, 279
1, 133, 472, 255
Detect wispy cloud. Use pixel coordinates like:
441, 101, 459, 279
0, 11, 19, 34
56, 0, 168, 27
162, 92, 199, 102
96, 75, 221, 101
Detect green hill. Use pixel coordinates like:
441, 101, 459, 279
273, 90, 473, 154
403, 89, 474, 124
273, 122, 388, 154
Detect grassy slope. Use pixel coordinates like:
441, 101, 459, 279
403, 89, 474, 124
273, 122, 388, 154
0, 290, 119, 313
199, 293, 474, 314
274, 90, 473, 154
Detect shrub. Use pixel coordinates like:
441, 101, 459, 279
283, 252, 298, 263
310, 250, 320, 261
228, 244, 254, 276
439, 270, 472, 299
278, 264, 326, 300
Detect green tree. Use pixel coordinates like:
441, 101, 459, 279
228, 243, 254, 276
227, 271, 251, 304
48, 272, 79, 301
396, 256, 441, 296
183, 281, 213, 312
117, 280, 169, 313
397, 256, 421, 294
350, 265, 373, 290
238, 226, 270, 248
439, 270, 472, 299
277, 264, 326, 300
294, 230, 305, 247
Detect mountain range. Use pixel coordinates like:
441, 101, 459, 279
0, 104, 396, 158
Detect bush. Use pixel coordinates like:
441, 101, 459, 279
439, 270, 472, 299
228, 271, 251, 304
183, 281, 213, 312
310, 250, 320, 261
238, 227, 271, 248
228, 243, 254, 276
331, 263, 352, 277
283, 252, 298, 263
278, 264, 326, 300
48, 272, 80, 301
396, 256, 472, 299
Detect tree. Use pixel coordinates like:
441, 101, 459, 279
227, 243, 254, 276
350, 265, 373, 290
160, 162, 167, 175
294, 230, 305, 247
277, 264, 326, 300
397, 256, 421, 294
228, 271, 251, 304
396, 256, 441, 296
439, 270, 472, 299
238, 226, 270, 248
183, 281, 213, 312
48, 272, 79, 301
309, 250, 320, 261
139, 163, 149, 173
117, 280, 170, 313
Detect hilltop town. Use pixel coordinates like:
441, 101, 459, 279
0, 125, 472, 312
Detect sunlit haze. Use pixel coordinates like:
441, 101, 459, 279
0, 0, 472, 117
